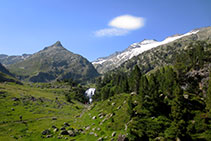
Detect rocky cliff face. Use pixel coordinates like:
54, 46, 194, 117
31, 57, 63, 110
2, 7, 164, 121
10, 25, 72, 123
8, 41, 99, 82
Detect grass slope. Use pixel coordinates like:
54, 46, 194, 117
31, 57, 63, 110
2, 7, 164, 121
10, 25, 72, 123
0, 82, 84, 140
75, 93, 130, 140
0, 82, 131, 140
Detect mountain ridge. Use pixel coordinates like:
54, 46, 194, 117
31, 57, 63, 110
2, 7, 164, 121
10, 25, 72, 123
116, 26, 211, 74
7, 41, 99, 82
0, 54, 31, 66
92, 27, 210, 74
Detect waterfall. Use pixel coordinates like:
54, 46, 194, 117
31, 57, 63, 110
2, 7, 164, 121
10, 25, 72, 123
85, 88, 96, 103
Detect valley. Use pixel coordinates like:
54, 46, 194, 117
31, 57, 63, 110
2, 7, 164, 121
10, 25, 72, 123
0, 26, 211, 140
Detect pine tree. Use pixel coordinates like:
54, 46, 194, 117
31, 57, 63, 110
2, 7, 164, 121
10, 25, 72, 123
171, 84, 184, 120
165, 84, 188, 139
163, 67, 177, 95
206, 72, 211, 114
129, 65, 142, 94
174, 53, 189, 81
188, 41, 205, 69
195, 41, 205, 68
128, 96, 134, 118
101, 85, 110, 100
121, 77, 129, 93
139, 75, 149, 104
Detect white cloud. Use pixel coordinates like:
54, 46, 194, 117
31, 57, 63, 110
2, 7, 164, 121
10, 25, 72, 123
94, 15, 145, 37
95, 28, 129, 37
109, 15, 145, 30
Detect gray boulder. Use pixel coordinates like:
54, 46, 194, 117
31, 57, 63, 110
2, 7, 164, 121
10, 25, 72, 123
52, 125, 57, 129
68, 130, 75, 137
112, 132, 116, 137
52, 117, 57, 120
60, 130, 69, 135
60, 127, 66, 130
46, 134, 52, 138
42, 129, 51, 135
98, 137, 103, 141
85, 126, 90, 131
64, 122, 70, 127
118, 134, 127, 141
54, 128, 59, 132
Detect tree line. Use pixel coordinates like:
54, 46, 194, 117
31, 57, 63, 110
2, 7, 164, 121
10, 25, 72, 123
94, 41, 211, 140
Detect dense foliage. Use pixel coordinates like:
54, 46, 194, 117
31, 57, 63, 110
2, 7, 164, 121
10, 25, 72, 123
95, 41, 211, 140
65, 85, 88, 104
56, 79, 89, 103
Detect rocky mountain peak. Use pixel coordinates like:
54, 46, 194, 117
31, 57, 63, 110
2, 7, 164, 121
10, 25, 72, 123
52, 41, 63, 47
43, 41, 65, 52
129, 39, 157, 49
8, 41, 99, 82
139, 39, 158, 45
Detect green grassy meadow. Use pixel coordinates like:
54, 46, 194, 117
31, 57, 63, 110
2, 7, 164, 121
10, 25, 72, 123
0, 82, 130, 141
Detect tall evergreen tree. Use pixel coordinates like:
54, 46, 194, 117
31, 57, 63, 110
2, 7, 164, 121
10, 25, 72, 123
128, 96, 134, 119
129, 65, 142, 94
171, 84, 185, 120
206, 72, 211, 114
139, 75, 149, 104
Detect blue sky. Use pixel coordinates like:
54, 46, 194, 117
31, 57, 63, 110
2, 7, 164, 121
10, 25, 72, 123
0, 0, 210, 61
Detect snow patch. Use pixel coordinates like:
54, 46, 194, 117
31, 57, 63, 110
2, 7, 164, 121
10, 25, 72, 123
92, 30, 199, 66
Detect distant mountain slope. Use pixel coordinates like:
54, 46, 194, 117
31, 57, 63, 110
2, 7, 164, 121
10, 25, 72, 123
0, 72, 22, 84
0, 54, 31, 65
0, 63, 13, 76
117, 26, 211, 73
92, 26, 211, 74
0, 63, 21, 84
8, 41, 99, 82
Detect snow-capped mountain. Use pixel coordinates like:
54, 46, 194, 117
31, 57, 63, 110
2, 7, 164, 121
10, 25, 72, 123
92, 29, 200, 74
